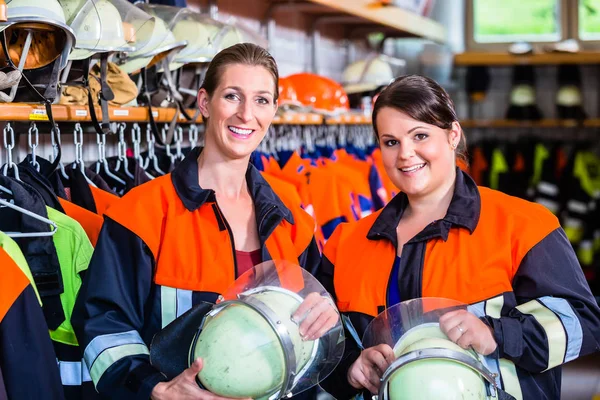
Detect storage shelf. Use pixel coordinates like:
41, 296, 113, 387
461, 119, 600, 129
0, 104, 203, 123
305, 0, 446, 43
325, 114, 371, 125
0, 104, 375, 126
454, 52, 600, 66
273, 113, 323, 125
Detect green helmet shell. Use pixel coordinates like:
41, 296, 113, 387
193, 289, 316, 399
387, 324, 488, 400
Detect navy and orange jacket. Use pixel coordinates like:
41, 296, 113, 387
0, 247, 64, 400
318, 169, 600, 400
71, 147, 321, 399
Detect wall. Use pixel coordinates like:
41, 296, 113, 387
3, 0, 455, 166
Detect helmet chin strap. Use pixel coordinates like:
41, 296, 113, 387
85, 53, 115, 136
0, 29, 62, 170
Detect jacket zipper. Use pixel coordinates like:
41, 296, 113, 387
214, 201, 239, 278
258, 205, 277, 261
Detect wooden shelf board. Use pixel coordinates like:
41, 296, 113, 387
273, 113, 323, 125
0, 104, 69, 122
454, 52, 600, 66
0, 104, 203, 123
305, 0, 446, 43
326, 114, 371, 125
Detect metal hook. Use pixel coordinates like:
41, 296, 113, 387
27, 122, 40, 171
161, 124, 176, 166
189, 124, 199, 149
2, 123, 19, 180
174, 125, 184, 161
147, 123, 166, 175
115, 122, 135, 179
51, 125, 69, 180
95, 131, 127, 186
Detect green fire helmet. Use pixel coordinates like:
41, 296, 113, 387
213, 19, 268, 53
116, 3, 186, 75
363, 298, 505, 400
139, 5, 224, 71
59, 0, 155, 61
149, 260, 344, 400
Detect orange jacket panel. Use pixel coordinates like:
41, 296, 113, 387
59, 198, 103, 246
106, 175, 315, 293
0, 248, 30, 322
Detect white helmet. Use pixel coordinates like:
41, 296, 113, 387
60, 0, 156, 60
342, 56, 394, 94
150, 261, 344, 400
117, 3, 187, 75
363, 298, 507, 400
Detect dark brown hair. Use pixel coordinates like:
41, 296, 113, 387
372, 75, 467, 165
200, 43, 279, 102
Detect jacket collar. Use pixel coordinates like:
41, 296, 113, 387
367, 168, 481, 246
170, 147, 294, 225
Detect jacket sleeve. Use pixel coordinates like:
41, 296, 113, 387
1, 286, 64, 400
72, 217, 167, 399
486, 228, 600, 373
315, 228, 362, 399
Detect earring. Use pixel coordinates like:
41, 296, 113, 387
451, 142, 457, 149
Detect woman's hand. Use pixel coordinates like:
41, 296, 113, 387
439, 309, 498, 355
292, 292, 339, 341
151, 358, 251, 400
347, 344, 395, 394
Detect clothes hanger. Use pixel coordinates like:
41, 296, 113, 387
0, 188, 58, 238
130, 123, 154, 181
94, 131, 127, 187
160, 124, 176, 170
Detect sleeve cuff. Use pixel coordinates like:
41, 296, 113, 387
125, 363, 168, 400
484, 316, 523, 360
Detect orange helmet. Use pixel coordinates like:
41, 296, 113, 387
278, 77, 302, 109
284, 73, 349, 114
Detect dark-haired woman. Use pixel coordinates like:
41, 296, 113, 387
72, 43, 337, 400
318, 75, 600, 399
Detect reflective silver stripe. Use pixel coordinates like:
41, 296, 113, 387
57, 359, 92, 386
537, 182, 559, 196
467, 302, 485, 318
516, 299, 566, 370
161, 285, 193, 328
469, 296, 523, 399
538, 297, 583, 363
83, 330, 148, 385
567, 200, 588, 214
176, 288, 193, 318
